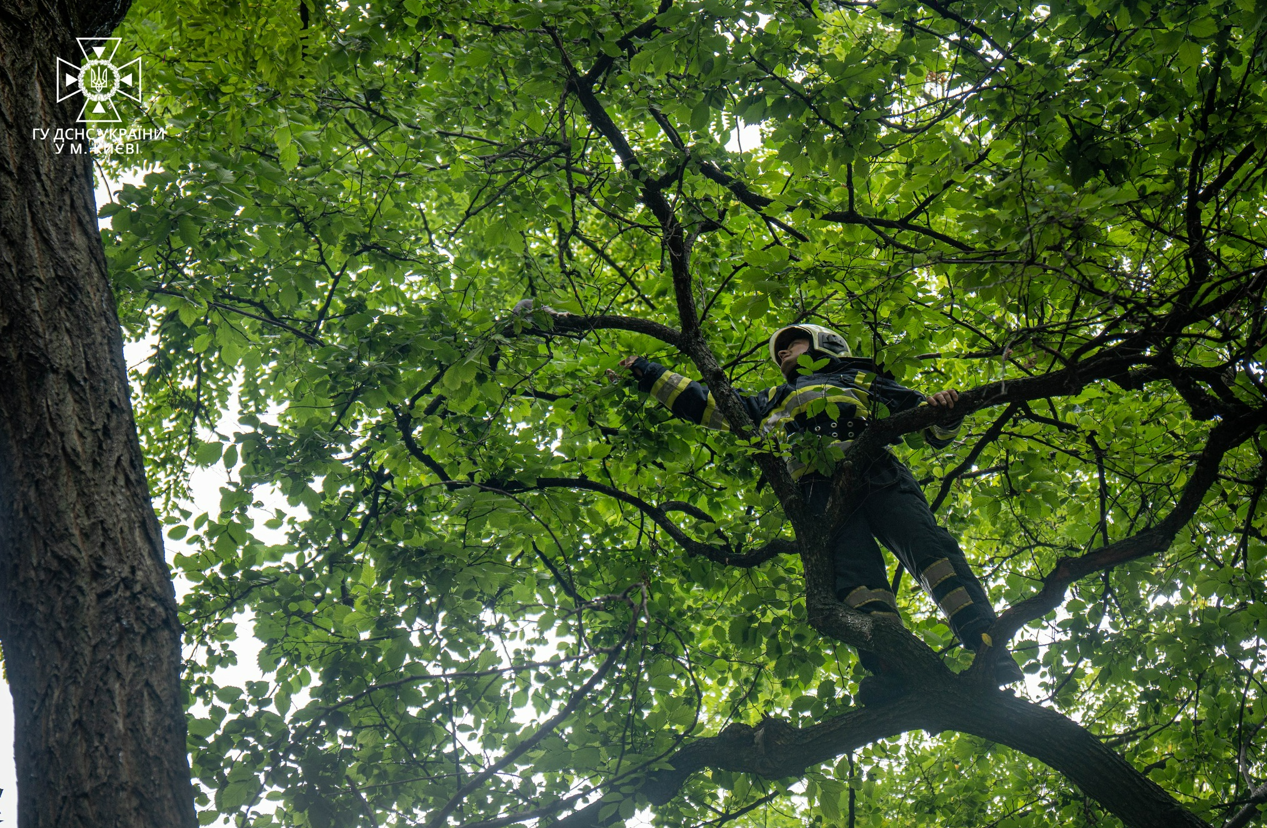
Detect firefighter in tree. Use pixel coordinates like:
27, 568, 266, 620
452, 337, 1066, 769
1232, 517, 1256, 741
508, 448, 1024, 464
613, 323, 1025, 705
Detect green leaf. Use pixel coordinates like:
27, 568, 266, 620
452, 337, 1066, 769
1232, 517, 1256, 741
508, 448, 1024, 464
1177, 40, 1204, 68
467, 45, 494, 67
103, 6, 1267, 827
194, 441, 223, 465
187, 718, 217, 738
690, 101, 711, 132
279, 142, 299, 170
178, 215, 200, 247
178, 302, 201, 328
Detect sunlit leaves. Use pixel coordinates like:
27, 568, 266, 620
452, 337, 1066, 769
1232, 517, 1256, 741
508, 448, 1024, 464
98, 0, 1267, 825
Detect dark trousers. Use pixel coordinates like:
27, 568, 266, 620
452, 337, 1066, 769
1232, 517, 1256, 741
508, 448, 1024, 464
802, 453, 996, 673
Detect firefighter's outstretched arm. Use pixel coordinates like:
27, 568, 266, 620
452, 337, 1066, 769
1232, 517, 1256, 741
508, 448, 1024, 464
609, 355, 771, 432
870, 375, 964, 449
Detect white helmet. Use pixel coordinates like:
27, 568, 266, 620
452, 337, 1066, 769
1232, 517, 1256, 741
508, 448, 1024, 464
769, 323, 852, 368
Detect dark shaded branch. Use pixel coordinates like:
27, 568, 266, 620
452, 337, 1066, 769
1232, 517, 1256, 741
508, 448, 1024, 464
539, 312, 685, 349
1019, 400, 1078, 432
692, 157, 809, 242
562, 69, 699, 337
1088, 433, 1110, 548
991, 408, 1263, 643
553, 680, 1211, 828
1200, 142, 1265, 203
145, 286, 326, 346
918, 0, 1008, 55
641, 702, 931, 805
899, 115, 1022, 223
393, 394, 785, 565
690, 154, 973, 251
559, 47, 796, 511
1224, 779, 1267, 828
393, 405, 458, 485
504, 477, 793, 567
532, 540, 581, 604
456, 795, 586, 828
817, 210, 974, 252
578, 0, 672, 86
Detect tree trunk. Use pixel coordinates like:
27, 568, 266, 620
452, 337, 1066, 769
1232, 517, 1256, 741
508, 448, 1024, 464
0, 3, 197, 827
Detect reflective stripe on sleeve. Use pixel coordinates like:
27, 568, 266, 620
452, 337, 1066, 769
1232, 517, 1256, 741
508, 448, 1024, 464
702, 395, 730, 431
649, 371, 675, 400
649, 371, 692, 409
663, 373, 692, 407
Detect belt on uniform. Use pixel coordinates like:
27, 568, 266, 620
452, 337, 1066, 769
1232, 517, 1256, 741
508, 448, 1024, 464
808, 418, 868, 440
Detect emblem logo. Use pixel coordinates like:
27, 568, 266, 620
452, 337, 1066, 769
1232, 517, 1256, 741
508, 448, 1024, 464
56, 38, 142, 123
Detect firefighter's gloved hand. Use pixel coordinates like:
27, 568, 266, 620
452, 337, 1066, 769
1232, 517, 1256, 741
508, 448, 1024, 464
512, 298, 569, 317
607, 355, 643, 384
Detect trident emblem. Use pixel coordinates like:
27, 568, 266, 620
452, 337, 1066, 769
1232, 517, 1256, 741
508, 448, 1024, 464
56, 38, 143, 123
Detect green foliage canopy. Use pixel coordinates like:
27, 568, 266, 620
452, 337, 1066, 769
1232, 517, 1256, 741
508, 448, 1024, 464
102, 0, 1267, 826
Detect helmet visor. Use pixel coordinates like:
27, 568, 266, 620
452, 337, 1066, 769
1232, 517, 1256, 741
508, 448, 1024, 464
769, 326, 812, 366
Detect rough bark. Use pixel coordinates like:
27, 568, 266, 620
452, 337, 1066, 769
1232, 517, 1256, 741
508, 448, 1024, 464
630, 684, 1212, 828
548, 679, 1214, 828
949, 691, 1211, 828
0, 3, 197, 827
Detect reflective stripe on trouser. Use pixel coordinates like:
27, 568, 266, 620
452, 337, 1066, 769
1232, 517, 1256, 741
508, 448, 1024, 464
841, 585, 901, 676
802, 453, 996, 654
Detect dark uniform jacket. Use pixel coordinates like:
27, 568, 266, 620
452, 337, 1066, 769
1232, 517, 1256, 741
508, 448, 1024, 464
631, 355, 963, 481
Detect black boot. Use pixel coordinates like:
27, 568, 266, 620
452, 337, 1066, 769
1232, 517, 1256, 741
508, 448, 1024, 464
959, 625, 1025, 688
992, 650, 1025, 686
855, 649, 912, 706
857, 672, 911, 706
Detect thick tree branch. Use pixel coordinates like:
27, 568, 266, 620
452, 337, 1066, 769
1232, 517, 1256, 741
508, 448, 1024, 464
528, 311, 686, 349
559, 50, 799, 513
562, 71, 699, 338
817, 210, 975, 252
550, 677, 1212, 828
579, 0, 672, 86
1200, 142, 1266, 203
